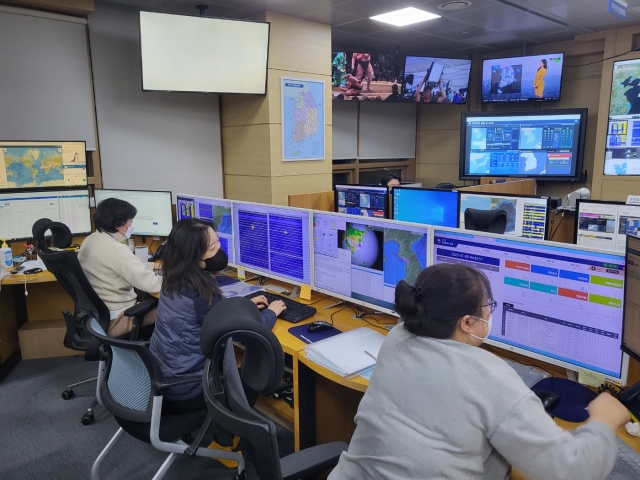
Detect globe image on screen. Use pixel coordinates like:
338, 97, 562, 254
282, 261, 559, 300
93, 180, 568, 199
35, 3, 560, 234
343, 224, 379, 268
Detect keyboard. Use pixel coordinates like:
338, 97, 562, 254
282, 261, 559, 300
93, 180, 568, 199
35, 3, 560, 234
608, 436, 640, 479
244, 290, 317, 323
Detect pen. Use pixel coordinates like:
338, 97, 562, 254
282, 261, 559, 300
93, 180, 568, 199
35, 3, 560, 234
365, 350, 377, 361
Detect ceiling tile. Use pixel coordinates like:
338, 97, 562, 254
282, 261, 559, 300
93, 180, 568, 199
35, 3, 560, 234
332, 0, 408, 17
300, 7, 361, 25
405, 15, 476, 35
463, 31, 524, 46
334, 18, 397, 35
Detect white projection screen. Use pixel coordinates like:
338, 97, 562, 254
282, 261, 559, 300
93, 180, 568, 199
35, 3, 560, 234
139, 12, 269, 94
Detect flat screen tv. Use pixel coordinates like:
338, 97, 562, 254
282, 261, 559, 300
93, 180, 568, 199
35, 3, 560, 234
139, 12, 269, 94
331, 52, 404, 102
459, 109, 587, 182
403, 56, 471, 104
481, 53, 564, 103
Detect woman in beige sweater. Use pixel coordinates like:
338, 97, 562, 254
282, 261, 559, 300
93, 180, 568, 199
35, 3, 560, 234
78, 198, 162, 337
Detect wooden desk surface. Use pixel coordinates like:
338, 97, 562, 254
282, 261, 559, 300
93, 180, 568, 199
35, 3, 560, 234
1, 271, 57, 285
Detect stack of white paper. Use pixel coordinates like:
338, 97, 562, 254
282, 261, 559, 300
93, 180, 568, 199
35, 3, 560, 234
304, 327, 385, 377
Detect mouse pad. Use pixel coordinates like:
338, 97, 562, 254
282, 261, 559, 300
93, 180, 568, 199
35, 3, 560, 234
532, 377, 595, 422
288, 324, 342, 344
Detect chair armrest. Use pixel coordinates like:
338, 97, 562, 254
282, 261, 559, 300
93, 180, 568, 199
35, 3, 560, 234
124, 298, 158, 318
280, 441, 348, 480
153, 376, 202, 396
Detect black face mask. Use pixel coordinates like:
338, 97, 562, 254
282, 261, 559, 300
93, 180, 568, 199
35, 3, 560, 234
203, 248, 228, 272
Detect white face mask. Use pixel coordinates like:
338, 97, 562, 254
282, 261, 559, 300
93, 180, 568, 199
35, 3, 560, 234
121, 225, 134, 239
469, 314, 493, 344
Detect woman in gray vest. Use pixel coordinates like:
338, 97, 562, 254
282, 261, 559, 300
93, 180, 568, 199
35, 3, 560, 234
329, 263, 629, 480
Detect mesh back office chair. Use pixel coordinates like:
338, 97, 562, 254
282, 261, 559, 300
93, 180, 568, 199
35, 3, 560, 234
32, 218, 157, 425
87, 319, 243, 480
201, 297, 348, 480
463, 208, 508, 234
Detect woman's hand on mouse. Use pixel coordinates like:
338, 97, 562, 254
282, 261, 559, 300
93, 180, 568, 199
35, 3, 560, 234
250, 295, 269, 309
267, 300, 287, 316
587, 392, 630, 431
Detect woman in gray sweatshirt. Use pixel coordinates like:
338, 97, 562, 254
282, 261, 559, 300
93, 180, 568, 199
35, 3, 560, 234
328, 263, 630, 480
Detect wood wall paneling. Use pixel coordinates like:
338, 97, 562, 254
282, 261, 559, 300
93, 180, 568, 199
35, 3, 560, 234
224, 175, 273, 203
222, 124, 273, 177
271, 173, 333, 206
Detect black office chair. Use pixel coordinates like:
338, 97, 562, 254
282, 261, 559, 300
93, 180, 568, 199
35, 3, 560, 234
434, 182, 458, 190
463, 208, 508, 234
32, 218, 157, 425
201, 297, 348, 480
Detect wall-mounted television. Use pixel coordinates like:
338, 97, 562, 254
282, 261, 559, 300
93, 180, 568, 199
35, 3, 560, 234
459, 109, 587, 182
139, 12, 269, 94
403, 56, 471, 104
481, 53, 564, 103
331, 52, 404, 102
605, 58, 640, 176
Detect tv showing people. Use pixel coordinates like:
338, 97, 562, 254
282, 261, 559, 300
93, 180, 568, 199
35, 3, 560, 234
460, 109, 588, 181
605, 59, 640, 175
331, 52, 404, 102
403, 56, 471, 104
481, 53, 564, 103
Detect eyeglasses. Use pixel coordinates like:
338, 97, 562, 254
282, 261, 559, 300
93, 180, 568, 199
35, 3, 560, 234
482, 299, 497, 313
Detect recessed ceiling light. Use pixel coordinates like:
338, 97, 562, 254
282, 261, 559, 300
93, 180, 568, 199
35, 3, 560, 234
370, 7, 441, 27
438, 1, 473, 11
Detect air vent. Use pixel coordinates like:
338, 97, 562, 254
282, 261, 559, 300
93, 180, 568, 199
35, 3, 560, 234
438, 1, 472, 10
494, 0, 569, 26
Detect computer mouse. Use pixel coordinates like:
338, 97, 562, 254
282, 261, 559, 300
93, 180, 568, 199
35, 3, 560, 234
23, 268, 43, 275
307, 321, 333, 333
535, 390, 560, 411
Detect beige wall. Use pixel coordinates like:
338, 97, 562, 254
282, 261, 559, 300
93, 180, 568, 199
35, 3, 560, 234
416, 26, 640, 201
221, 12, 332, 205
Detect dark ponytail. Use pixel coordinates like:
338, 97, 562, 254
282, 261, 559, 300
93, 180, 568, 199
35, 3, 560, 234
395, 263, 493, 339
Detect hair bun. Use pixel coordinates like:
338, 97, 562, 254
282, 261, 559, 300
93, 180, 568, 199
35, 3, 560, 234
394, 280, 423, 318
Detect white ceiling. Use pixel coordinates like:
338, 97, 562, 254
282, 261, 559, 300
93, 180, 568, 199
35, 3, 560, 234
102, 0, 640, 56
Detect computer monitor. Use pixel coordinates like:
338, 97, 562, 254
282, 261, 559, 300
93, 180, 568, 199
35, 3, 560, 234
0, 141, 87, 189
575, 200, 640, 253
334, 184, 389, 218
176, 194, 234, 265
432, 227, 629, 384
403, 56, 471, 104
232, 201, 312, 286
459, 192, 550, 239
460, 109, 588, 181
313, 211, 430, 315
94, 189, 173, 237
623, 234, 640, 362
392, 187, 459, 227
0, 188, 91, 241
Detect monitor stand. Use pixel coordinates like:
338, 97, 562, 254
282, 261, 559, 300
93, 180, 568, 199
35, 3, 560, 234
323, 300, 345, 310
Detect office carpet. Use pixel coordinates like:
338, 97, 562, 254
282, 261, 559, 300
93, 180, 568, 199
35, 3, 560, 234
0, 355, 293, 480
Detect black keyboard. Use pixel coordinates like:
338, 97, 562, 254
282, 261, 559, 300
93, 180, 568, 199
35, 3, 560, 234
244, 290, 316, 323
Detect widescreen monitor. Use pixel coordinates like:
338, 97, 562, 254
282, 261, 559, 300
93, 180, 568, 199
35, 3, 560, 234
313, 211, 429, 315
176, 194, 234, 265
605, 58, 640, 175
140, 12, 269, 94
432, 227, 629, 385
574, 200, 640, 253
459, 192, 550, 240
392, 187, 459, 227
0, 141, 87, 190
331, 52, 404, 101
334, 184, 389, 218
460, 109, 588, 181
481, 53, 564, 103
232, 201, 312, 286
94, 189, 173, 237
623, 234, 640, 362
403, 56, 471, 104
0, 188, 91, 241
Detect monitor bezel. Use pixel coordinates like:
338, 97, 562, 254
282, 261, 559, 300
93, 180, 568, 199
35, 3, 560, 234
480, 52, 565, 104
573, 198, 629, 246
93, 188, 174, 237
231, 200, 314, 287
403, 55, 472, 105
457, 190, 551, 240
311, 210, 432, 316
390, 186, 460, 228
138, 12, 270, 95
175, 193, 236, 267
333, 183, 390, 219
0, 187, 92, 242
622, 233, 640, 363
459, 108, 588, 182
432, 225, 630, 385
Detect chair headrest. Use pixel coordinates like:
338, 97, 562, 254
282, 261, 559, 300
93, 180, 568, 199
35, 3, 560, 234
465, 208, 506, 228
201, 296, 284, 394
32, 218, 73, 250
434, 182, 458, 190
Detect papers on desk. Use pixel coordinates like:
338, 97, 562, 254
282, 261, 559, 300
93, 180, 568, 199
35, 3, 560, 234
304, 327, 385, 377
21, 260, 47, 271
